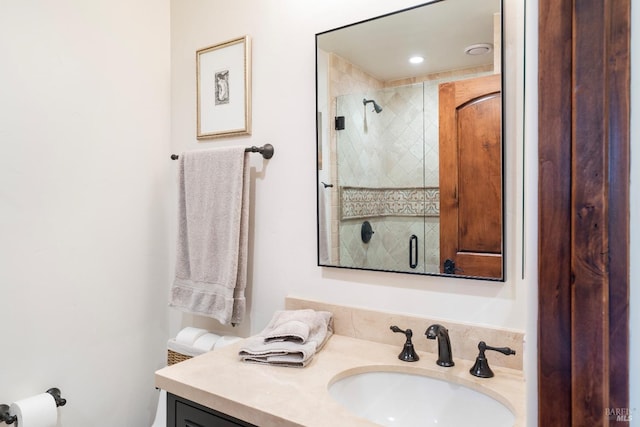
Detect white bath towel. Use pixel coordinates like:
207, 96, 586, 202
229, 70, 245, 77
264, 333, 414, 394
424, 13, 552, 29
175, 326, 209, 345
169, 147, 250, 325
238, 310, 333, 367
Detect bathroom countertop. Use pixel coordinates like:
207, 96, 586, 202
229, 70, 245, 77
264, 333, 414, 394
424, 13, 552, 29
155, 334, 525, 427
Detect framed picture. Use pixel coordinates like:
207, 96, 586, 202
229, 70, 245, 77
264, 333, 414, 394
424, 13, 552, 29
196, 36, 251, 139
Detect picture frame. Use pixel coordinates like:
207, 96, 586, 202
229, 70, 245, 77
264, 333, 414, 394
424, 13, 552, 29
196, 36, 251, 139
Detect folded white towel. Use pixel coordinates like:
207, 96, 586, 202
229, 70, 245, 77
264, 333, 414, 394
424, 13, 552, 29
238, 310, 333, 368
169, 147, 250, 325
193, 333, 221, 352
167, 333, 223, 357
175, 327, 209, 345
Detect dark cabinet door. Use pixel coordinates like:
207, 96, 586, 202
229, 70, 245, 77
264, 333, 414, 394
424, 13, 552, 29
168, 393, 257, 427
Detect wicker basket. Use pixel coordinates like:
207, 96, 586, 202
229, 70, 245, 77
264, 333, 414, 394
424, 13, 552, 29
167, 349, 192, 366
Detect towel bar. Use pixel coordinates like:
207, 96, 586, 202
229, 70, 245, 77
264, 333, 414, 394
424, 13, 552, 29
171, 143, 274, 160
0, 388, 66, 424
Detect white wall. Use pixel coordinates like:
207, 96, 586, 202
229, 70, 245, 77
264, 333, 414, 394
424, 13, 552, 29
170, 0, 528, 334
523, 1, 539, 425
170, 10, 534, 427
0, 1, 171, 426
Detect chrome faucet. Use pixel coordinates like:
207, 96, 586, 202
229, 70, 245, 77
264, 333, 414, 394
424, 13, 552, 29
425, 324, 454, 367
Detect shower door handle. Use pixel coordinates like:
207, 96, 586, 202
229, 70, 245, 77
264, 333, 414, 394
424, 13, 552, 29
409, 235, 418, 269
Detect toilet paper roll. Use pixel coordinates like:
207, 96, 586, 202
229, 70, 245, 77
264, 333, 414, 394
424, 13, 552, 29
175, 327, 209, 345
193, 333, 221, 352
213, 335, 242, 350
10, 393, 58, 427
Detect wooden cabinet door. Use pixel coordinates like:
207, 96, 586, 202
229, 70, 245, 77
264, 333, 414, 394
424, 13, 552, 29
168, 393, 257, 427
438, 74, 502, 278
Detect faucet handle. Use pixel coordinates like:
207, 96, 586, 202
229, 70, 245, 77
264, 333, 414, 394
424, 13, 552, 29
390, 326, 419, 362
469, 341, 516, 378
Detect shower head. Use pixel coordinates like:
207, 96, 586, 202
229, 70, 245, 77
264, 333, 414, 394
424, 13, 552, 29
363, 98, 383, 113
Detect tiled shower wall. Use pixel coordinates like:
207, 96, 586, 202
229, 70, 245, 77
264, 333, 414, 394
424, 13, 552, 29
326, 52, 491, 273
325, 53, 383, 264
336, 82, 439, 272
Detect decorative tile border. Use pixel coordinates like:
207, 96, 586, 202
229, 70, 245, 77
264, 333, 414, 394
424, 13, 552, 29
340, 186, 439, 220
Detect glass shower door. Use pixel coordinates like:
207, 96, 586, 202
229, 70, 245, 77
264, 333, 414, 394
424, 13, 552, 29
335, 83, 433, 274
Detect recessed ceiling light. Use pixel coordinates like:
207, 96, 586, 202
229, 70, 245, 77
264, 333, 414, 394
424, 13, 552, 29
409, 55, 424, 64
464, 43, 493, 56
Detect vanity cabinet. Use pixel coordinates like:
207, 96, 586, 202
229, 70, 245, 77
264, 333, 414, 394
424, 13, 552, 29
167, 393, 257, 427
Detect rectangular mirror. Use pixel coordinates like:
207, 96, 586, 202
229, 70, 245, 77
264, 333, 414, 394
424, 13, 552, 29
316, 0, 504, 280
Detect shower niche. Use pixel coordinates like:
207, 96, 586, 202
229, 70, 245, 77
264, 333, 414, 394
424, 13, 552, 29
316, 0, 506, 280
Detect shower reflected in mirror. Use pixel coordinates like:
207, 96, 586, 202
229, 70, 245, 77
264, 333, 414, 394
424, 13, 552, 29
316, 0, 507, 280
363, 98, 383, 113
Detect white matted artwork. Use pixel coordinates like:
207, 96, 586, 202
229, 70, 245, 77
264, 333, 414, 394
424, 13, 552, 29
196, 36, 251, 139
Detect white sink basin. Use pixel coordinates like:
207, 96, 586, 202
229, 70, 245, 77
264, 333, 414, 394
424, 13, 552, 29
328, 370, 515, 426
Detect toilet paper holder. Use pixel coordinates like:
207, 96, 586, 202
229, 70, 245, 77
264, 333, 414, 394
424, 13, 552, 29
0, 388, 66, 424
